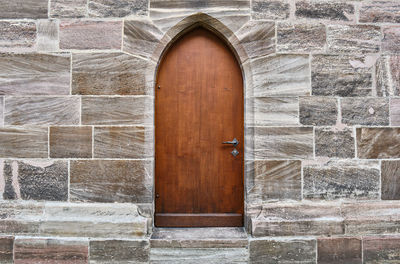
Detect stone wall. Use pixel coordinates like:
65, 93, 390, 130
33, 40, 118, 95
0, 0, 400, 263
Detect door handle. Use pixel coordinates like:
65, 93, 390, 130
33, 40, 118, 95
222, 138, 239, 147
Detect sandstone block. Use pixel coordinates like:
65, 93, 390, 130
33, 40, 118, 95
312, 55, 373, 96
248, 160, 301, 203
277, 22, 326, 53
303, 160, 380, 200
376, 55, 400, 96
90, 239, 149, 263
94, 126, 153, 158
253, 97, 298, 126
254, 127, 313, 159
249, 238, 316, 264
5, 97, 80, 126
382, 26, 400, 54
82, 96, 153, 125
72, 52, 148, 95
0, 220, 40, 235
60, 20, 122, 50
327, 25, 381, 54
37, 20, 59, 52
252, 55, 310, 97
360, 1, 400, 23
50, 127, 92, 158
357, 128, 400, 159
0, 97, 3, 127
295, 1, 355, 21
0, 22, 36, 52
251, 0, 290, 20
0, 127, 48, 158
89, 0, 148, 17
341, 98, 389, 126
381, 160, 400, 200
0, 0, 48, 19
363, 236, 400, 263
391, 98, 400, 125
251, 202, 344, 236
233, 20, 275, 59
0, 202, 44, 219
299, 96, 337, 126
0, 53, 70, 95
123, 19, 165, 59
70, 160, 152, 203
315, 127, 354, 158
2, 160, 68, 201
318, 237, 362, 264
0, 237, 13, 263
50, 0, 87, 18
14, 238, 89, 264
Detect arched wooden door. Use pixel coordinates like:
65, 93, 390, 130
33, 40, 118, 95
155, 27, 244, 227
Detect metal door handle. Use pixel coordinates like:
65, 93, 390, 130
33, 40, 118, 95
222, 138, 239, 147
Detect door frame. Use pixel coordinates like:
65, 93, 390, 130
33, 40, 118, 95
149, 13, 254, 231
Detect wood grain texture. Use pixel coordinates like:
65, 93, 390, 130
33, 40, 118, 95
0, 53, 70, 95
72, 52, 148, 95
5, 97, 80, 125
155, 28, 244, 227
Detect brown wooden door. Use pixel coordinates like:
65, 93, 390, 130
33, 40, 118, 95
155, 27, 244, 227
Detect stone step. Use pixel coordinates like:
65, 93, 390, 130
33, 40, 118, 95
0, 201, 148, 239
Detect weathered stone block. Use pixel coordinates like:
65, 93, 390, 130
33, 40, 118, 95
14, 238, 89, 264
360, 1, 400, 23
363, 236, 400, 263
37, 20, 59, 51
382, 26, 400, 54
341, 98, 389, 126
376, 55, 400, 96
251, 0, 290, 20
0, 127, 48, 158
0, 237, 13, 263
70, 160, 152, 203
0, 22, 36, 52
60, 20, 122, 50
299, 96, 337, 126
312, 55, 373, 96
303, 160, 380, 200
277, 22, 326, 53
94, 126, 153, 158
251, 202, 344, 236
318, 237, 362, 264
315, 128, 354, 158
150, 248, 248, 264
0, 97, 3, 127
357, 128, 400, 159
253, 97, 298, 126
50, 127, 92, 158
82, 96, 153, 125
327, 25, 381, 54
0, 0, 48, 19
381, 160, 400, 200
249, 238, 316, 264
50, 0, 87, 18
150, 0, 250, 34
0, 53, 71, 95
254, 127, 313, 159
89, 0, 148, 17
123, 19, 165, 59
2, 160, 68, 201
72, 52, 148, 95
248, 160, 301, 203
5, 97, 80, 125
295, 1, 355, 21
233, 20, 275, 59
252, 55, 310, 97
90, 239, 149, 263
391, 98, 400, 125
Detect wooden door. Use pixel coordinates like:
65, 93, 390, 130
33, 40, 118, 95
155, 27, 244, 227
